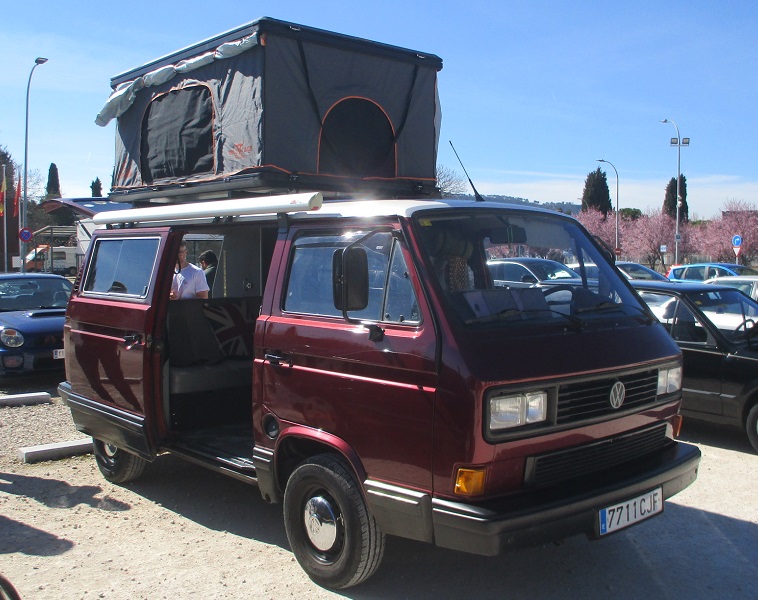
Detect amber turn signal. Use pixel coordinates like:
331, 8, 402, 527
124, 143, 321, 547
454, 468, 486, 496
672, 414, 683, 438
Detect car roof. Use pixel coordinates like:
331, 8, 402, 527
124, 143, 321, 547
705, 275, 758, 282
672, 262, 742, 269
487, 257, 561, 264
630, 280, 736, 294
0, 273, 69, 281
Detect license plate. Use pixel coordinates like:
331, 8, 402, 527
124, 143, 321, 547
53, 349, 65, 360
598, 487, 663, 535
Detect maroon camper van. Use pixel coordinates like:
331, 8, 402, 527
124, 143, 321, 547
59, 18, 699, 590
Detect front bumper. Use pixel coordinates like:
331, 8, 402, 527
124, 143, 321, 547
431, 441, 700, 555
365, 441, 700, 554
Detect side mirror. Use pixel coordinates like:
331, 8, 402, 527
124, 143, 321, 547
333, 247, 369, 312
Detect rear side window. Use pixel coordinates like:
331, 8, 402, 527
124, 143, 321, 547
83, 237, 161, 298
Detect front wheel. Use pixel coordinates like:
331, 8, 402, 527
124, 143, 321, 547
283, 454, 385, 589
746, 404, 758, 453
93, 439, 148, 483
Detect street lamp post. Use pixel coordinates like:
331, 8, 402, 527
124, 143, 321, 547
661, 119, 689, 265
21, 57, 48, 273
597, 159, 619, 253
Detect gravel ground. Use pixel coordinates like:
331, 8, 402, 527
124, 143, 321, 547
0, 373, 88, 465
1, 371, 756, 599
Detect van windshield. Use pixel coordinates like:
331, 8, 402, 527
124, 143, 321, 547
414, 209, 648, 328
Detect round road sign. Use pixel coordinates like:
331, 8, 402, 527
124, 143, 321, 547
18, 227, 32, 243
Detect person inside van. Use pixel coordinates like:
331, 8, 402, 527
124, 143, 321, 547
198, 250, 218, 292
170, 242, 209, 300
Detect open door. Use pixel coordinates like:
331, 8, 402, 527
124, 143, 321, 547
63, 228, 173, 458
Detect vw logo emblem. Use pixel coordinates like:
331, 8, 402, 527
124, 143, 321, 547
609, 381, 626, 409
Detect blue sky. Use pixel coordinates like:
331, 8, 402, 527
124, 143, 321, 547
2, 1, 756, 219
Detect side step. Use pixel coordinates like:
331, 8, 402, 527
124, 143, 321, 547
166, 444, 258, 486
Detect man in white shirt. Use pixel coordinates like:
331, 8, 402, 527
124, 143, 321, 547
170, 242, 209, 300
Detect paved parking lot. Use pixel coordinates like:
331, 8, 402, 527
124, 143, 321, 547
1, 373, 756, 599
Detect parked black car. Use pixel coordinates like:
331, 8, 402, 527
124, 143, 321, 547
632, 280, 758, 451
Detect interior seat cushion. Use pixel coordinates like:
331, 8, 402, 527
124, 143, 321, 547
203, 299, 258, 358
168, 300, 224, 367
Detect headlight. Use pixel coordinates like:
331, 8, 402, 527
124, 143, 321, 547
490, 391, 547, 431
0, 328, 24, 348
657, 366, 682, 395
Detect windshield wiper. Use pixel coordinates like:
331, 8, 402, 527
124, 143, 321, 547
465, 307, 584, 331
575, 301, 654, 324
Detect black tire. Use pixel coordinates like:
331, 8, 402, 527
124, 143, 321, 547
283, 454, 385, 589
746, 404, 758, 453
93, 439, 148, 484
0, 574, 22, 600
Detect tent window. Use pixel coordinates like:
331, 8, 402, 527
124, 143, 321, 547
319, 99, 395, 178
140, 86, 214, 183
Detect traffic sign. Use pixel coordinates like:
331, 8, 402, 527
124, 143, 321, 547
732, 235, 742, 247
18, 227, 32, 243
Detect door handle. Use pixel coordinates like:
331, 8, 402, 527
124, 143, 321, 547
265, 352, 292, 367
123, 334, 143, 350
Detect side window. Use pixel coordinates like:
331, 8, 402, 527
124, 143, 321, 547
284, 240, 340, 316
671, 302, 707, 343
284, 231, 420, 324
685, 266, 705, 281
382, 241, 420, 324
83, 237, 161, 298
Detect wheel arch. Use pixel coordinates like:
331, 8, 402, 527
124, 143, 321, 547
274, 426, 367, 497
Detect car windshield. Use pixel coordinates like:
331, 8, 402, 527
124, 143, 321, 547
0, 277, 72, 311
415, 209, 647, 329
620, 263, 666, 280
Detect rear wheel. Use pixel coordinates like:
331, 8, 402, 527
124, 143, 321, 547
93, 439, 148, 483
746, 404, 758, 453
283, 454, 385, 589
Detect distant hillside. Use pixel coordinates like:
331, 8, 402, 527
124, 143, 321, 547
448, 193, 581, 215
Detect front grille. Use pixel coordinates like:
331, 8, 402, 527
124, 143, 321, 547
32, 334, 63, 348
557, 369, 658, 425
524, 422, 668, 487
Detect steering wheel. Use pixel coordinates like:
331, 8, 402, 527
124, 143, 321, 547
734, 318, 756, 333
542, 284, 574, 307
543, 284, 575, 295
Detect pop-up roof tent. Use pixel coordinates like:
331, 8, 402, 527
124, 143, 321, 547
96, 17, 443, 203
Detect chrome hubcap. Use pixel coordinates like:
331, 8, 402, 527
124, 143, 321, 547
103, 444, 118, 458
303, 495, 338, 551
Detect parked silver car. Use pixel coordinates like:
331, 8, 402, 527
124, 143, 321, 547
705, 275, 758, 301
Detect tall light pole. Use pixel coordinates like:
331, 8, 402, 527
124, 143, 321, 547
661, 119, 689, 265
597, 159, 619, 253
22, 57, 48, 273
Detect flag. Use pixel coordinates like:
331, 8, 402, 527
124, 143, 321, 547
0, 170, 5, 217
13, 176, 21, 218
